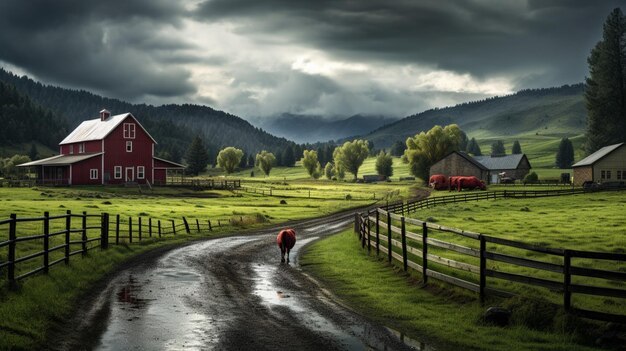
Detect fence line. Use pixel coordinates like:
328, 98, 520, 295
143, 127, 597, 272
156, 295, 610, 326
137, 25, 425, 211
0, 210, 258, 287
356, 186, 626, 324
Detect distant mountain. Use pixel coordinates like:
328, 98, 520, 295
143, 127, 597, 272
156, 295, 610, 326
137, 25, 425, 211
359, 84, 586, 148
255, 113, 399, 143
0, 68, 296, 162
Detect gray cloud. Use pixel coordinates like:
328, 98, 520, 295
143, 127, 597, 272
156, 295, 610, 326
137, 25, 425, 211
195, 0, 622, 88
0, 0, 196, 100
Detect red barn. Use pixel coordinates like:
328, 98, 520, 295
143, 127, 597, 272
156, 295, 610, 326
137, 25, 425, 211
19, 109, 184, 185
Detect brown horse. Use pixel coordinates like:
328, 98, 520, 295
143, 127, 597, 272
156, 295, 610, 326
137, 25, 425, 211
276, 228, 297, 263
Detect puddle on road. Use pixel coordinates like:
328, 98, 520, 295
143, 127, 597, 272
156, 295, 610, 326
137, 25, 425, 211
96, 237, 259, 351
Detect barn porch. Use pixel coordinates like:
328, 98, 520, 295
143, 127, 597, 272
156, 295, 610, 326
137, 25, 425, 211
17, 153, 102, 185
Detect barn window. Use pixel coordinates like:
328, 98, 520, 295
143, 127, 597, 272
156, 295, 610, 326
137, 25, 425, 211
124, 123, 136, 139
601, 171, 606, 180
606, 170, 611, 179
90, 169, 98, 180
114, 166, 122, 179
137, 166, 145, 179
126, 141, 133, 152
79, 143, 85, 153
618, 171, 622, 180
69, 145, 74, 154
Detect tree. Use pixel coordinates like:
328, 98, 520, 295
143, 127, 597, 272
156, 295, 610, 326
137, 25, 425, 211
248, 154, 255, 168
255, 150, 276, 176
402, 124, 464, 181
375, 151, 393, 178
334, 163, 346, 181
239, 152, 248, 169
29, 143, 38, 160
390, 140, 406, 156
333, 139, 369, 180
2, 154, 31, 179
217, 147, 244, 174
324, 162, 334, 180
459, 130, 469, 151
556, 137, 575, 168
282, 146, 296, 167
491, 140, 506, 156
185, 136, 210, 175
511, 140, 522, 154
301, 150, 321, 178
585, 8, 626, 153
467, 137, 482, 156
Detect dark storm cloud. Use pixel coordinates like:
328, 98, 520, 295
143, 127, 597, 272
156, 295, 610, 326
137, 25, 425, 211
0, 0, 196, 100
195, 0, 623, 88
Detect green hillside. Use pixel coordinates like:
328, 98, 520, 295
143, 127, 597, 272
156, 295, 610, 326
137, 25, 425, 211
364, 84, 585, 149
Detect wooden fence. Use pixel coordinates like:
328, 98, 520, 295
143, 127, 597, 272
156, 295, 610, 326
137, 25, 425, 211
355, 187, 626, 323
0, 211, 251, 287
154, 179, 241, 190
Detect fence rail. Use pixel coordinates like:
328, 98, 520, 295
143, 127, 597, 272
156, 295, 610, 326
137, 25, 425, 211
356, 186, 626, 324
0, 210, 256, 287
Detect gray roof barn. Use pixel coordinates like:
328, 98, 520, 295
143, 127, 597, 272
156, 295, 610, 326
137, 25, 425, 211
473, 154, 528, 170
59, 112, 156, 145
572, 142, 624, 167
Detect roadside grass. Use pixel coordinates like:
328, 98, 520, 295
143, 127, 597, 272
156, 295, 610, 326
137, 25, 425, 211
301, 229, 602, 351
389, 191, 626, 317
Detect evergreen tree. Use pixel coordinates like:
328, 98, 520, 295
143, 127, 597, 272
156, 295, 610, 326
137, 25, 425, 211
240, 152, 248, 169
390, 140, 406, 156
491, 140, 506, 156
282, 146, 296, 167
511, 140, 522, 154
459, 130, 469, 151
185, 136, 210, 175
248, 154, 255, 168
375, 151, 393, 178
556, 137, 575, 168
29, 143, 38, 160
170, 147, 182, 164
467, 138, 482, 156
585, 8, 626, 153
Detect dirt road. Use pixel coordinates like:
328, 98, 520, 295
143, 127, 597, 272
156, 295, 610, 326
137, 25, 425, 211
53, 210, 427, 350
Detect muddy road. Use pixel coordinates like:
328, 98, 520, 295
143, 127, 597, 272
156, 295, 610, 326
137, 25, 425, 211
54, 210, 428, 350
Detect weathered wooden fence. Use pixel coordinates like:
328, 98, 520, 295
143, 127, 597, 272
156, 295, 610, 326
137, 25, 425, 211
356, 187, 626, 323
0, 211, 251, 287
154, 179, 241, 189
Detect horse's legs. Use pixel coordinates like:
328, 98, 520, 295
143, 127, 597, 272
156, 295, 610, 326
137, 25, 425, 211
281, 241, 286, 263
286, 248, 290, 263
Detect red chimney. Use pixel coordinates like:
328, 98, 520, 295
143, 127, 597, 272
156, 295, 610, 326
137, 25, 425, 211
100, 109, 111, 121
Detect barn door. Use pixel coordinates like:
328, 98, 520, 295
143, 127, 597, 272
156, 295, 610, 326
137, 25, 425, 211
125, 167, 135, 182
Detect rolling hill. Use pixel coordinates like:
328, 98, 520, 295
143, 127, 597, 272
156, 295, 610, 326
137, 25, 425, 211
0, 68, 296, 162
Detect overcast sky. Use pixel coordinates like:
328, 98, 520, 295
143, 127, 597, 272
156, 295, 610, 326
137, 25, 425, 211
0, 1, 622, 119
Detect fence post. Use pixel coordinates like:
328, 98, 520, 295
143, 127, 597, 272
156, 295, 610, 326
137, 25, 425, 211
82, 212, 87, 256
387, 211, 392, 263
8, 214, 16, 284
401, 216, 407, 271
479, 235, 486, 303
563, 250, 572, 312
218, 219, 221, 227
375, 210, 380, 255
208, 220, 212, 231
100, 213, 108, 249
128, 216, 133, 243
149, 218, 153, 238
422, 222, 428, 284
115, 214, 120, 245
158, 220, 162, 237
65, 210, 71, 264
196, 219, 200, 233
43, 211, 50, 274
367, 214, 371, 252
183, 217, 190, 234
172, 220, 176, 235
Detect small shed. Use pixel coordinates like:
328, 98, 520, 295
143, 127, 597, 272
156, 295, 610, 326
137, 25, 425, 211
473, 154, 532, 184
572, 142, 626, 187
429, 151, 489, 182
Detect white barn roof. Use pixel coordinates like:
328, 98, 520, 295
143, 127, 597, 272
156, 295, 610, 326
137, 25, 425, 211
59, 113, 156, 145
18, 153, 103, 167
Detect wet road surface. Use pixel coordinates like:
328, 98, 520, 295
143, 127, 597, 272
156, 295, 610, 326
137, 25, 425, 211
56, 212, 430, 350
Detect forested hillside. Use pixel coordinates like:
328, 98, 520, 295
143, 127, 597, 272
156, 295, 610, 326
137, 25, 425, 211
0, 69, 295, 162
0, 81, 68, 150
361, 84, 586, 148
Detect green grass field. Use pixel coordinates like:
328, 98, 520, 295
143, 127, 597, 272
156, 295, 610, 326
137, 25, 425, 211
302, 229, 602, 351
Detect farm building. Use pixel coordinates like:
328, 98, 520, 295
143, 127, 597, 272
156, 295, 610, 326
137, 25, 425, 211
429, 151, 531, 184
572, 142, 626, 187
19, 109, 184, 185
